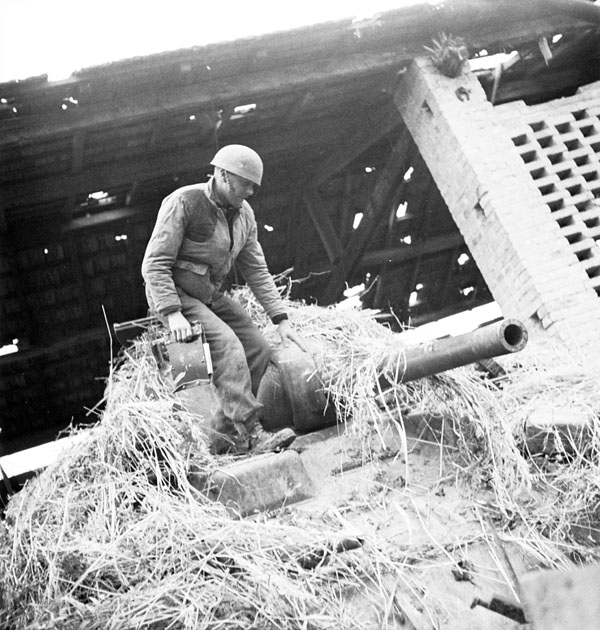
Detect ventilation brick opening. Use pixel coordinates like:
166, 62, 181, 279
504, 100, 600, 313
512, 133, 529, 146
556, 215, 574, 228
582, 170, 598, 182
530, 166, 547, 179
584, 261, 600, 277
579, 124, 596, 137
565, 138, 582, 151
591, 284, 600, 296
557, 167, 573, 180
576, 247, 593, 261
547, 151, 564, 164
564, 229, 583, 244
528, 120, 547, 132
537, 134, 555, 149
576, 199, 593, 211
582, 215, 600, 229
539, 182, 557, 195
556, 122, 573, 134
519, 148, 538, 163
547, 196, 565, 212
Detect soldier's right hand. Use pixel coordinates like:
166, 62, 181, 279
167, 311, 193, 342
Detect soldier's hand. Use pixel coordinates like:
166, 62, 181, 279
167, 311, 193, 342
277, 319, 309, 353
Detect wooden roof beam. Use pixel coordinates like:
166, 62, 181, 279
72, 131, 86, 172
320, 128, 412, 304
4, 144, 212, 211
359, 232, 465, 268
303, 189, 344, 265
284, 92, 315, 124
0, 51, 405, 148
439, 245, 462, 310
214, 105, 236, 145
535, 0, 600, 26
291, 232, 466, 283
3, 112, 360, 211
408, 296, 493, 327
484, 66, 597, 104
9, 206, 151, 247
63, 131, 86, 219
316, 101, 403, 185
125, 182, 140, 207
8, 0, 584, 150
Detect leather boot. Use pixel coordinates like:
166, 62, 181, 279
248, 423, 296, 454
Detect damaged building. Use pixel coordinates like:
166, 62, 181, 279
2, 0, 600, 452
2, 1, 600, 628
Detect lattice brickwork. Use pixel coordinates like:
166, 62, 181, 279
509, 102, 600, 295
398, 60, 600, 363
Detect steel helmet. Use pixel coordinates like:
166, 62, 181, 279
210, 144, 263, 186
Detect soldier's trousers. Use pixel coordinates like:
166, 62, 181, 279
176, 290, 271, 427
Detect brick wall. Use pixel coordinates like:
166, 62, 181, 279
396, 57, 600, 364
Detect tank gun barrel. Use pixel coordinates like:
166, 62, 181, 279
393, 318, 528, 384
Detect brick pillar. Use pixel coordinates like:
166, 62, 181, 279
395, 57, 600, 364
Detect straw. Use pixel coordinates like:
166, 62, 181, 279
2, 288, 600, 628
0, 332, 398, 629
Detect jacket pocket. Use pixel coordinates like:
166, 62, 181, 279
172, 264, 215, 304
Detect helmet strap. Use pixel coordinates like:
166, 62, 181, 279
215, 168, 238, 210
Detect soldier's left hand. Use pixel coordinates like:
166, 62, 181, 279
277, 319, 309, 353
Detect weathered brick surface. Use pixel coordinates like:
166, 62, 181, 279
396, 58, 600, 365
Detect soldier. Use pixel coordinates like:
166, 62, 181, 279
142, 144, 306, 453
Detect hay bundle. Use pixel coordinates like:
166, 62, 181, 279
236, 286, 600, 561
491, 342, 600, 564
2, 289, 600, 629
0, 335, 392, 630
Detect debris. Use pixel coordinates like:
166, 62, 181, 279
470, 596, 527, 624
451, 559, 474, 582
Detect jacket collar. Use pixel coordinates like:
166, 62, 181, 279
206, 177, 241, 213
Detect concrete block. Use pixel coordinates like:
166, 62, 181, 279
191, 450, 315, 517
523, 404, 591, 455
521, 563, 600, 630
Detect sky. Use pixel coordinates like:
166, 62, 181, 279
0, 0, 423, 83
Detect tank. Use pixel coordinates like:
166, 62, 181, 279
114, 316, 528, 441
258, 318, 528, 432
